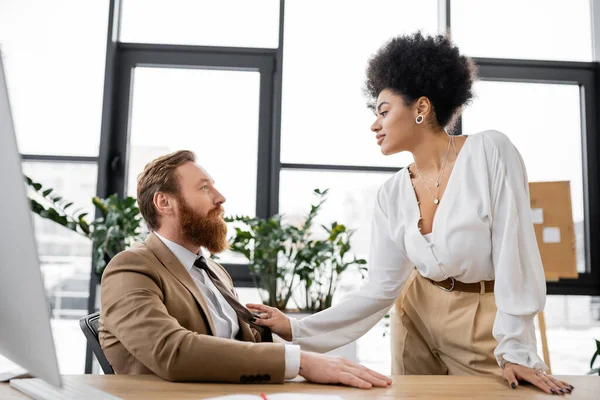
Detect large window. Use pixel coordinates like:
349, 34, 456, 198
279, 170, 393, 262
126, 67, 262, 264
22, 162, 98, 373
120, 0, 280, 48
0, 0, 109, 156
452, 0, 593, 62
542, 295, 600, 375
0, 0, 109, 373
281, 0, 437, 167
278, 0, 438, 278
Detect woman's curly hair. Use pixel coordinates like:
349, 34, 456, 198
365, 32, 477, 129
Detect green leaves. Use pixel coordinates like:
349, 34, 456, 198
590, 339, 600, 375
90, 194, 145, 277
226, 188, 366, 312
24, 175, 92, 238
589, 339, 600, 375
24, 174, 146, 278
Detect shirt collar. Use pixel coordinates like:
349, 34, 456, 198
154, 231, 199, 273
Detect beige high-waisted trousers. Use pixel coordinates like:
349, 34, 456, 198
390, 269, 501, 376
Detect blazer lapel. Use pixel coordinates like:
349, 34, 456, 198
145, 232, 217, 335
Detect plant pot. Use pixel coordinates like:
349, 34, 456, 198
283, 311, 357, 362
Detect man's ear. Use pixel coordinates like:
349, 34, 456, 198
154, 192, 175, 218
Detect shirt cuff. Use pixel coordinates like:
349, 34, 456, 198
284, 344, 301, 379
496, 346, 548, 372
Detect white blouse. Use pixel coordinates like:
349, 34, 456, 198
290, 130, 548, 371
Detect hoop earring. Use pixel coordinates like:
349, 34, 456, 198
415, 115, 424, 124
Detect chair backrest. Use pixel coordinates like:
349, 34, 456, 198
79, 312, 115, 374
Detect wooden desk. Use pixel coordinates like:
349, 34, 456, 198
1, 375, 598, 399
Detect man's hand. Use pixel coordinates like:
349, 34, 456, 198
246, 303, 292, 341
502, 362, 573, 395
299, 351, 392, 389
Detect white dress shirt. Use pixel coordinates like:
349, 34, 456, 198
155, 233, 301, 378
290, 130, 548, 371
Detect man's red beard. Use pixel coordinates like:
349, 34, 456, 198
176, 196, 229, 254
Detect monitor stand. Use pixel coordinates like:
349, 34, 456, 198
0, 367, 32, 382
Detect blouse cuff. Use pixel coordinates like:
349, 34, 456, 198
499, 352, 548, 372
290, 316, 302, 344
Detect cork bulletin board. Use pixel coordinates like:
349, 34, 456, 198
528, 181, 578, 281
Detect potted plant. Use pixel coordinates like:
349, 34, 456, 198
226, 189, 366, 360
25, 175, 146, 279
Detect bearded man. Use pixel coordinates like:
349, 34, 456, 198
99, 150, 390, 389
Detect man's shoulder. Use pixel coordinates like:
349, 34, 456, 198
105, 242, 161, 274
100, 242, 166, 306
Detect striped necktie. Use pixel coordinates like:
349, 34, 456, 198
193, 256, 272, 342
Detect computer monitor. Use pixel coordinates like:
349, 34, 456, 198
0, 51, 62, 388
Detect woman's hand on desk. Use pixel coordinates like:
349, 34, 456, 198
502, 362, 573, 395
246, 303, 292, 341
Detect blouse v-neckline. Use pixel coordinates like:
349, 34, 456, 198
406, 135, 471, 243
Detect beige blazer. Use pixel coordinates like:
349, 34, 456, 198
99, 232, 286, 383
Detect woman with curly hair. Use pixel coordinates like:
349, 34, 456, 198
248, 32, 573, 395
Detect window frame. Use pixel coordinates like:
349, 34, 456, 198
95, 0, 284, 301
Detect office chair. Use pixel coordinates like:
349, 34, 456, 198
79, 312, 114, 374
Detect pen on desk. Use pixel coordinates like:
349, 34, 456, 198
259, 393, 268, 400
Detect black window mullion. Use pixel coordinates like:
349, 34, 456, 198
256, 57, 276, 219
267, 0, 286, 217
